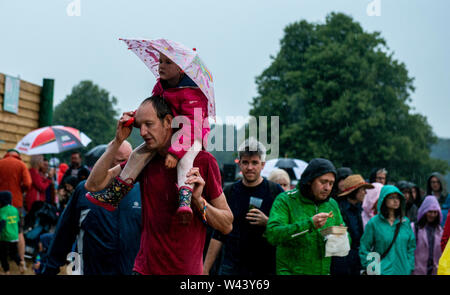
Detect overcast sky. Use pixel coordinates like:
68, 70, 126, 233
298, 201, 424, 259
1, 0, 449, 138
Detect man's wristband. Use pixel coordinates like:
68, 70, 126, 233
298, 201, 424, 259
200, 198, 207, 225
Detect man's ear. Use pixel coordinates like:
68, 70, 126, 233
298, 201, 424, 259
164, 114, 173, 129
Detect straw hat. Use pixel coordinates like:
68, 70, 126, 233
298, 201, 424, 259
338, 174, 374, 197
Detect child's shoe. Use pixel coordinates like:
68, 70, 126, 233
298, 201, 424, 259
176, 186, 193, 225
85, 176, 133, 211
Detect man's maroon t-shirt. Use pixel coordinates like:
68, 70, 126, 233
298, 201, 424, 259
122, 151, 222, 275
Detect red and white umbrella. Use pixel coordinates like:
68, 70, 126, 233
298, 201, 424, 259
15, 125, 91, 155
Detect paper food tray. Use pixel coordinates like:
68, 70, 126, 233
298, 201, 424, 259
320, 226, 348, 237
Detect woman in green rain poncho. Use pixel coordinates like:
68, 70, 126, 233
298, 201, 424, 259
359, 185, 416, 275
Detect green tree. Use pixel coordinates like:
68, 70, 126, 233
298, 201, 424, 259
53, 80, 119, 162
250, 12, 447, 186
431, 138, 450, 188
128, 127, 144, 149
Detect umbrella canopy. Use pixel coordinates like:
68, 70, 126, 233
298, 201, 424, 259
15, 125, 91, 155
119, 38, 216, 119
84, 144, 107, 167
261, 158, 308, 181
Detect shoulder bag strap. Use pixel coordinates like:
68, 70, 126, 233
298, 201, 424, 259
380, 221, 402, 260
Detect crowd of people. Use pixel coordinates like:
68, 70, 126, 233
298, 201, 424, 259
0, 39, 449, 276
0, 122, 450, 276
0, 149, 92, 274
264, 165, 450, 275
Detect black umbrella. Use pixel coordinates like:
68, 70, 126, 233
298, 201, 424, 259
85, 144, 108, 168
261, 158, 308, 180
275, 158, 299, 169
274, 159, 300, 180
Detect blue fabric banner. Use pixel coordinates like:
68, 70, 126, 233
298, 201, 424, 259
3, 75, 20, 114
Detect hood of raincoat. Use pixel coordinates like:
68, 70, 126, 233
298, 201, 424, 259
396, 180, 412, 191
58, 163, 69, 174
426, 172, 448, 198
362, 182, 383, 213
396, 180, 414, 207
297, 158, 337, 204
377, 185, 405, 217
336, 167, 353, 183
417, 195, 443, 225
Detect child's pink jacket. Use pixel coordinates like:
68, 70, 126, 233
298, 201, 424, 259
152, 77, 210, 160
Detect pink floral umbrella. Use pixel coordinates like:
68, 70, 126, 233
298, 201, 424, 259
119, 38, 216, 119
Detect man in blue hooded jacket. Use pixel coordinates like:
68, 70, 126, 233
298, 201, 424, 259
40, 141, 141, 275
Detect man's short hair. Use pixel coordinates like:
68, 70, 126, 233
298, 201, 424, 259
141, 95, 174, 122
71, 151, 82, 157
238, 137, 266, 162
6, 149, 20, 155
30, 154, 44, 168
377, 168, 388, 175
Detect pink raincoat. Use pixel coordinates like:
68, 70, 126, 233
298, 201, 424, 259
362, 182, 383, 229
152, 77, 210, 160
26, 167, 52, 212
412, 195, 443, 275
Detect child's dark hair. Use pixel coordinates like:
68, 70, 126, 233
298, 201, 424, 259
77, 168, 90, 181
0, 191, 12, 208
141, 95, 174, 122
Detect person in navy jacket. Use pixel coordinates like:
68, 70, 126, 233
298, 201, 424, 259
40, 141, 141, 275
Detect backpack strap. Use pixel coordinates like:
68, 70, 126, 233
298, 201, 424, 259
267, 180, 281, 199
223, 183, 235, 202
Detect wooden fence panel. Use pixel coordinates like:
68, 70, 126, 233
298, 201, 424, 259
0, 73, 42, 166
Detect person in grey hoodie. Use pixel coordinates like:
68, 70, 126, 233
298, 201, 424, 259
397, 181, 418, 223
426, 172, 450, 227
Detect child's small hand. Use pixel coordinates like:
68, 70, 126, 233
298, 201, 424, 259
165, 154, 178, 169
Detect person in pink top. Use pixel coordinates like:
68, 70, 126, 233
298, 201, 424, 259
26, 155, 54, 212
86, 52, 210, 225
361, 182, 383, 229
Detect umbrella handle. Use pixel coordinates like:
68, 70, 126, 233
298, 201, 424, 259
123, 117, 135, 127
123, 110, 136, 127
